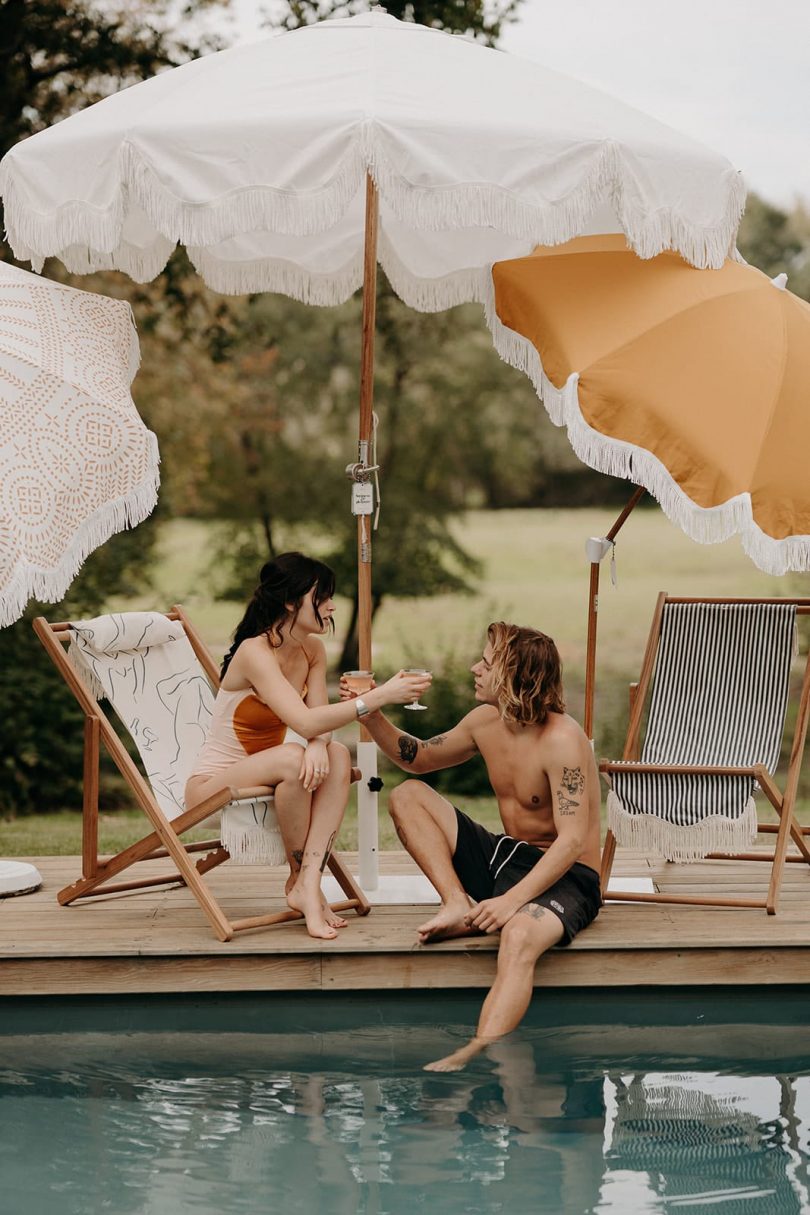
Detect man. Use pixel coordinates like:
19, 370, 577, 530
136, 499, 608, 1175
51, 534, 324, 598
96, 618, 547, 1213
353, 622, 602, 1071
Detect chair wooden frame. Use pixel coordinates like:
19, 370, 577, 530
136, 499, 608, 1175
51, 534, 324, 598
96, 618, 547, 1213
33, 606, 371, 942
599, 594, 810, 915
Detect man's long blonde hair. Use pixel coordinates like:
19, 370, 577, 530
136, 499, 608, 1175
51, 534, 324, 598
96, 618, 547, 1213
487, 622, 565, 727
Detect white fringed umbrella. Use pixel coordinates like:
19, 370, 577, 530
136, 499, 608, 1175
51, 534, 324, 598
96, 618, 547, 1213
0, 9, 745, 888
0, 261, 158, 627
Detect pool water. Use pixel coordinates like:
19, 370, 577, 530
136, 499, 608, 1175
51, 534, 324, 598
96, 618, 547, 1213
1, 990, 808, 1215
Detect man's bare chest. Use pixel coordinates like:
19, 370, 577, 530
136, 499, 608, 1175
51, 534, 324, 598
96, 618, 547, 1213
475, 728, 551, 807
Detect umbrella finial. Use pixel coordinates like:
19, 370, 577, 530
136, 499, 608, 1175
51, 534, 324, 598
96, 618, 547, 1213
771, 272, 788, 290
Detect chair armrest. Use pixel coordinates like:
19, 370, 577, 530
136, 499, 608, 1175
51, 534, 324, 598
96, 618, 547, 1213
599, 760, 759, 776
230, 785, 275, 800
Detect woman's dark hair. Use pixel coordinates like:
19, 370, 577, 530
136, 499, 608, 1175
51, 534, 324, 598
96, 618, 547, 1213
221, 552, 336, 677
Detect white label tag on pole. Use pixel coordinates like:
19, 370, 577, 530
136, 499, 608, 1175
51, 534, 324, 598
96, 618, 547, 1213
352, 482, 374, 516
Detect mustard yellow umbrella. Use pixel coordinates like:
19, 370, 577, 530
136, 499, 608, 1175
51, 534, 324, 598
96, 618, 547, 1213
489, 234, 810, 576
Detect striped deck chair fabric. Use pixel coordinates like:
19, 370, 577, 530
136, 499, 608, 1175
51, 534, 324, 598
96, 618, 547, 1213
67, 611, 286, 865
608, 602, 796, 862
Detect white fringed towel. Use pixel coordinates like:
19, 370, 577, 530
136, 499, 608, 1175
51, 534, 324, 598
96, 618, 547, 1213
68, 611, 286, 865
608, 602, 796, 861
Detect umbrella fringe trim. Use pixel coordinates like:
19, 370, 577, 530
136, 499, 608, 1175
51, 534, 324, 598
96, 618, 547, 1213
607, 790, 758, 863
0, 432, 160, 628
2, 137, 745, 285
483, 274, 810, 577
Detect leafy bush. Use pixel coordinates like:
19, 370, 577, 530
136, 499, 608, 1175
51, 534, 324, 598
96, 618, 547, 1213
0, 522, 157, 817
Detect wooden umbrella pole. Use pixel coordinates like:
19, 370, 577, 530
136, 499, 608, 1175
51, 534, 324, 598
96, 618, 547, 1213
584, 486, 645, 739
354, 172, 380, 893
357, 171, 379, 677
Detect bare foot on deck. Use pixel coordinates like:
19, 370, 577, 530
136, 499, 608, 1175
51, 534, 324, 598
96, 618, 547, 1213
286, 884, 339, 940
417, 896, 476, 944
323, 901, 348, 930
424, 1037, 492, 1072
285, 876, 347, 930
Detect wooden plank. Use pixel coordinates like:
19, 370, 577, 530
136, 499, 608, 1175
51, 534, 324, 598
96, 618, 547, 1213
4, 854, 810, 996
0, 955, 321, 996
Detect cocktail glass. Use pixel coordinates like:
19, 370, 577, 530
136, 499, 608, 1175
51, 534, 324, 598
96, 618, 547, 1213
343, 669, 374, 695
403, 667, 430, 711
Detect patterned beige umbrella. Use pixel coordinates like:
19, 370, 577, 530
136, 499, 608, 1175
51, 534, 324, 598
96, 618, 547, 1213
0, 261, 158, 625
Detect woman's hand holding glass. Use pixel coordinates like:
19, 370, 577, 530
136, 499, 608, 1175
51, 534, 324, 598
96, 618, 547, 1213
339, 669, 432, 708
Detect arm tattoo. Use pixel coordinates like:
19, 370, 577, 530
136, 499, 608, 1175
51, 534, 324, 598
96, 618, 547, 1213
557, 790, 579, 816
562, 766, 585, 796
423, 734, 446, 749
397, 735, 418, 765
518, 904, 547, 920
319, 831, 336, 873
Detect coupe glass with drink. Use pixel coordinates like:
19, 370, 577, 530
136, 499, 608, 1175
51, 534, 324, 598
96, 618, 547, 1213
403, 667, 431, 711
342, 670, 374, 696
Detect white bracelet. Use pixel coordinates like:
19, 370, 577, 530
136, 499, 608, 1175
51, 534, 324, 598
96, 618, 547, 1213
355, 697, 371, 719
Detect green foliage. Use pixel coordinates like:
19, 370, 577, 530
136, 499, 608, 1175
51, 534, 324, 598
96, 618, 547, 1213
738, 192, 810, 301
385, 643, 492, 797
273, 0, 521, 44
0, 0, 226, 165
0, 520, 159, 816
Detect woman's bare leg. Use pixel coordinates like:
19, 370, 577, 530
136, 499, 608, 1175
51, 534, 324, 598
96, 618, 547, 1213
185, 743, 339, 940
286, 742, 352, 932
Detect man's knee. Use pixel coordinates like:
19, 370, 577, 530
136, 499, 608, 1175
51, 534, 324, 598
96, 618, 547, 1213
388, 779, 429, 820
499, 910, 557, 965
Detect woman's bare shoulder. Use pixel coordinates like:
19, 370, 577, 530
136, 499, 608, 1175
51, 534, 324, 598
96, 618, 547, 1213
303, 634, 327, 666
232, 634, 277, 673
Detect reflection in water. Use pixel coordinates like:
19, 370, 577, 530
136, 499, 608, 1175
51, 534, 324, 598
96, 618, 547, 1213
0, 1027, 808, 1215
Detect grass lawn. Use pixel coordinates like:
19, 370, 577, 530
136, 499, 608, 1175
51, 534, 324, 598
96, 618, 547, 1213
4, 795, 806, 859
1, 796, 504, 858
7, 507, 808, 856
109, 509, 793, 682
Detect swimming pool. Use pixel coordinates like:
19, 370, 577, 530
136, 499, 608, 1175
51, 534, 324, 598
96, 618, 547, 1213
1, 989, 808, 1214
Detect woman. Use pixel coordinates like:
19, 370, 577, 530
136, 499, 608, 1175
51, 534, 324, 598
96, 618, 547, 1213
185, 552, 431, 941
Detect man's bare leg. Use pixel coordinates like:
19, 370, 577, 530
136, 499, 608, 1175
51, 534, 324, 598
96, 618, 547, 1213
425, 904, 563, 1071
388, 780, 474, 942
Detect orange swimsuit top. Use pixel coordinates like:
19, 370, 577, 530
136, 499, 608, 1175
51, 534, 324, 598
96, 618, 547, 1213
190, 683, 307, 779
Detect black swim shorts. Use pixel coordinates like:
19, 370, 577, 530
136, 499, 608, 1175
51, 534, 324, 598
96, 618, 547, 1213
451, 808, 601, 945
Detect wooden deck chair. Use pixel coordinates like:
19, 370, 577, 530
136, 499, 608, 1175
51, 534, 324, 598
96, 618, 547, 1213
599, 595, 810, 914
33, 608, 370, 942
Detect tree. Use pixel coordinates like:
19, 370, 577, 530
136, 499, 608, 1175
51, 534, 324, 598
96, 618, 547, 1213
273, 0, 520, 43
738, 192, 810, 301
0, 0, 225, 166
0, 1, 227, 814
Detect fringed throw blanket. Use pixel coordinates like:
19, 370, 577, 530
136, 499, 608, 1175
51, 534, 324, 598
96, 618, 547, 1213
608, 602, 796, 861
68, 611, 285, 865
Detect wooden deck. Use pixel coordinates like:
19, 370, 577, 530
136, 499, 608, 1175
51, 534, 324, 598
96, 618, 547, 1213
2, 850, 810, 996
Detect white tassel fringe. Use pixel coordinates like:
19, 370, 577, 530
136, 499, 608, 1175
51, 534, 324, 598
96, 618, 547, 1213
0, 431, 160, 628
1, 131, 746, 305
607, 790, 759, 863
482, 272, 810, 577
220, 800, 287, 867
